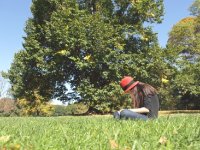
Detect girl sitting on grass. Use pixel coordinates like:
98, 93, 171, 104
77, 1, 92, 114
114, 76, 159, 120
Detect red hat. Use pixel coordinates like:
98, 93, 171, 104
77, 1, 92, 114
120, 76, 139, 93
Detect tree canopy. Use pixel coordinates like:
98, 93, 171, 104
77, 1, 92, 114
166, 0, 200, 109
0, 0, 189, 114
6, 0, 167, 114
5, 0, 200, 114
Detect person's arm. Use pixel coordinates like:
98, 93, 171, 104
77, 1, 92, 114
119, 107, 149, 113
128, 107, 149, 114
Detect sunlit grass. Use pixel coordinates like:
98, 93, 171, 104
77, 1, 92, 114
0, 114, 199, 149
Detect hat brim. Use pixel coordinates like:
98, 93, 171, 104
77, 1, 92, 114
123, 81, 139, 93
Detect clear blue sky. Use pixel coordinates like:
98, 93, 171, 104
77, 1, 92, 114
0, 0, 194, 72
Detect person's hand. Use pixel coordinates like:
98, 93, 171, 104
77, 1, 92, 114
113, 111, 120, 119
119, 109, 124, 112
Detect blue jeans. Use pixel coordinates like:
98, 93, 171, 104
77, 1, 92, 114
113, 109, 148, 120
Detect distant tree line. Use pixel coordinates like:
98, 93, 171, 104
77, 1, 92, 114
0, 97, 88, 117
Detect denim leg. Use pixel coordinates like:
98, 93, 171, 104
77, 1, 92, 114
120, 109, 148, 120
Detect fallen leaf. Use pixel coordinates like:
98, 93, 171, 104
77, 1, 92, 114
0, 135, 10, 143
10, 144, 21, 150
123, 146, 131, 150
173, 129, 178, 135
159, 136, 168, 145
109, 140, 119, 149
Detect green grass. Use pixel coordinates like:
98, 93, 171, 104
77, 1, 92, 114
0, 114, 200, 150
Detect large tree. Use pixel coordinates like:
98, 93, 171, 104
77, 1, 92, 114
166, 0, 200, 109
7, 0, 165, 114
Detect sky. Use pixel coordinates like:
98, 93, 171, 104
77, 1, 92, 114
0, 0, 195, 72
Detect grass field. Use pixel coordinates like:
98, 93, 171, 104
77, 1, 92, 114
0, 114, 200, 150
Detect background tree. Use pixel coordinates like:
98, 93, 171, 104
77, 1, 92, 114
6, 0, 166, 114
166, 0, 200, 109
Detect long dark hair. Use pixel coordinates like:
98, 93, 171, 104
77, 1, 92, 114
130, 82, 157, 108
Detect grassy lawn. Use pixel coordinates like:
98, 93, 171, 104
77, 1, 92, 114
0, 114, 199, 150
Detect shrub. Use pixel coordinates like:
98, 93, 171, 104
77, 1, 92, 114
0, 98, 18, 116
52, 103, 89, 116
65, 103, 88, 115
53, 105, 68, 116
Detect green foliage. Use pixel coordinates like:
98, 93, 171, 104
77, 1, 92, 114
17, 91, 54, 116
78, 81, 133, 113
158, 86, 177, 110
65, 103, 88, 115
0, 115, 199, 149
189, 0, 200, 16
6, 0, 167, 112
53, 105, 68, 116
53, 103, 88, 116
172, 61, 200, 109
167, 17, 196, 55
165, 1, 200, 109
